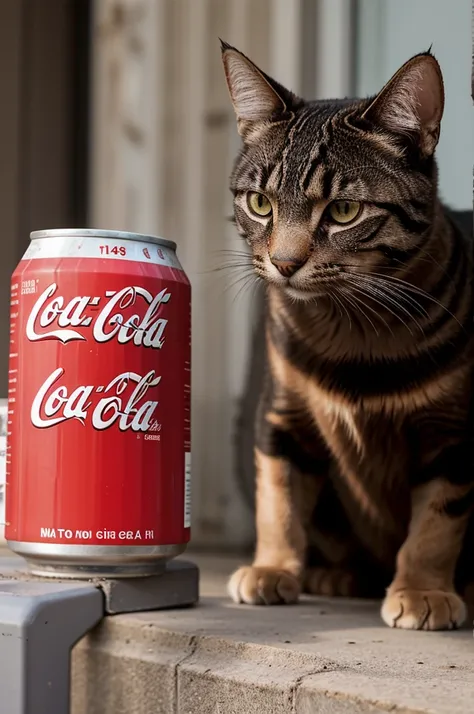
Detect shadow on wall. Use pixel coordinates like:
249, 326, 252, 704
234, 210, 473, 511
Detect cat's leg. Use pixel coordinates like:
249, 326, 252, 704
382, 439, 472, 629
228, 375, 328, 605
228, 448, 307, 604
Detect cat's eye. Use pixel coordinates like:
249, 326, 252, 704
328, 200, 361, 224
247, 192, 272, 217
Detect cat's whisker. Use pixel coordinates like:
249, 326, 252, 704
348, 273, 429, 320
324, 288, 343, 320
359, 271, 462, 327
205, 261, 254, 271
375, 282, 429, 320
213, 248, 253, 257
232, 275, 261, 304
337, 287, 382, 337
224, 269, 258, 289
222, 269, 262, 304
343, 279, 413, 336
343, 264, 447, 322
347, 278, 423, 336
330, 287, 352, 330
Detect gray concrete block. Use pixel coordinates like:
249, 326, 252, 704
0, 555, 199, 614
98, 559, 199, 614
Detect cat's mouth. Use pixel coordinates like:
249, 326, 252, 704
266, 263, 342, 301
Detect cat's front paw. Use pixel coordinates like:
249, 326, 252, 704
227, 566, 301, 605
381, 587, 466, 630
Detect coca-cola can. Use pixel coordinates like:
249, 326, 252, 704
5, 229, 191, 578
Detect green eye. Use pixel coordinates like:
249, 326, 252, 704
247, 192, 272, 217
328, 200, 361, 224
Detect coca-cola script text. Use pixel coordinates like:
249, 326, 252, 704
31, 368, 161, 432
26, 284, 171, 348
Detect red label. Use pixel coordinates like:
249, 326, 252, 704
6, 255, 191, 546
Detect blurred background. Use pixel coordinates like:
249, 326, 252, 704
0, 0, 472, 550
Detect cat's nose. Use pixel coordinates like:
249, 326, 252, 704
270, 256, 306, 278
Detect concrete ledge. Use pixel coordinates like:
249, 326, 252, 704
70, 554, 474, 714
2, 549, 471, 712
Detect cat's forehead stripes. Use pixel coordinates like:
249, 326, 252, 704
239, 102, 404, 206
279, 109, 322, 188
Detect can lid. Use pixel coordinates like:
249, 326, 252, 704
30, 228, 177, 251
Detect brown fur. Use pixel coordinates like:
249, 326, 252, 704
221, 42, 474, 630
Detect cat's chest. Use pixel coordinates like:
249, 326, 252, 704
304, 380, 405, 464
315, 395, 364, 453
308, 387, 411, 529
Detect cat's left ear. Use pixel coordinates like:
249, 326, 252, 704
361, 51, 444, 156
220, 40, 303, 138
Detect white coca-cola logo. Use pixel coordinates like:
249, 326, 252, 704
26, 283, 171, 348
31, 368, 161, 432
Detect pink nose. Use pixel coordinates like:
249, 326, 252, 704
270, 257, 305, 278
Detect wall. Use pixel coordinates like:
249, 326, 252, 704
356, 0, 473, 211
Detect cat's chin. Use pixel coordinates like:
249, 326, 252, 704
283, 286, 322, 302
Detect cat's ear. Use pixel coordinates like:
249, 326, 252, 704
220, 40, 302, 137
361, 51, 444, 156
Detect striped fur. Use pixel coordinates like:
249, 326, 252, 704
221, 42, 474, 630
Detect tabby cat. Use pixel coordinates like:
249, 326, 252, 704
220, 41, 474, 630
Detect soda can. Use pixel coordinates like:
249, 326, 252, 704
5, 229, 191, 578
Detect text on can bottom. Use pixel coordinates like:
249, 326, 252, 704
40, 528, 155, 540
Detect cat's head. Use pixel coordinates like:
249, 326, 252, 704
221, 41, 444, 301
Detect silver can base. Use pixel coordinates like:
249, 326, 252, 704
7, 541, 186, 579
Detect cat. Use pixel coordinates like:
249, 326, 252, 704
220, 40, 474, 631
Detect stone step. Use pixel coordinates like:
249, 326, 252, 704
68, 553, 474, 714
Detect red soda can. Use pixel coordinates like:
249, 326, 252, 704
5, 229, 191, 577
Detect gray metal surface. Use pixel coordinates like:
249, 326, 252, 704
0, 579, 103, 714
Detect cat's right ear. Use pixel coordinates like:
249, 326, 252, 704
220, 40, 302, 138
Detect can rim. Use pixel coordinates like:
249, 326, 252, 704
30, 228, 177, 251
